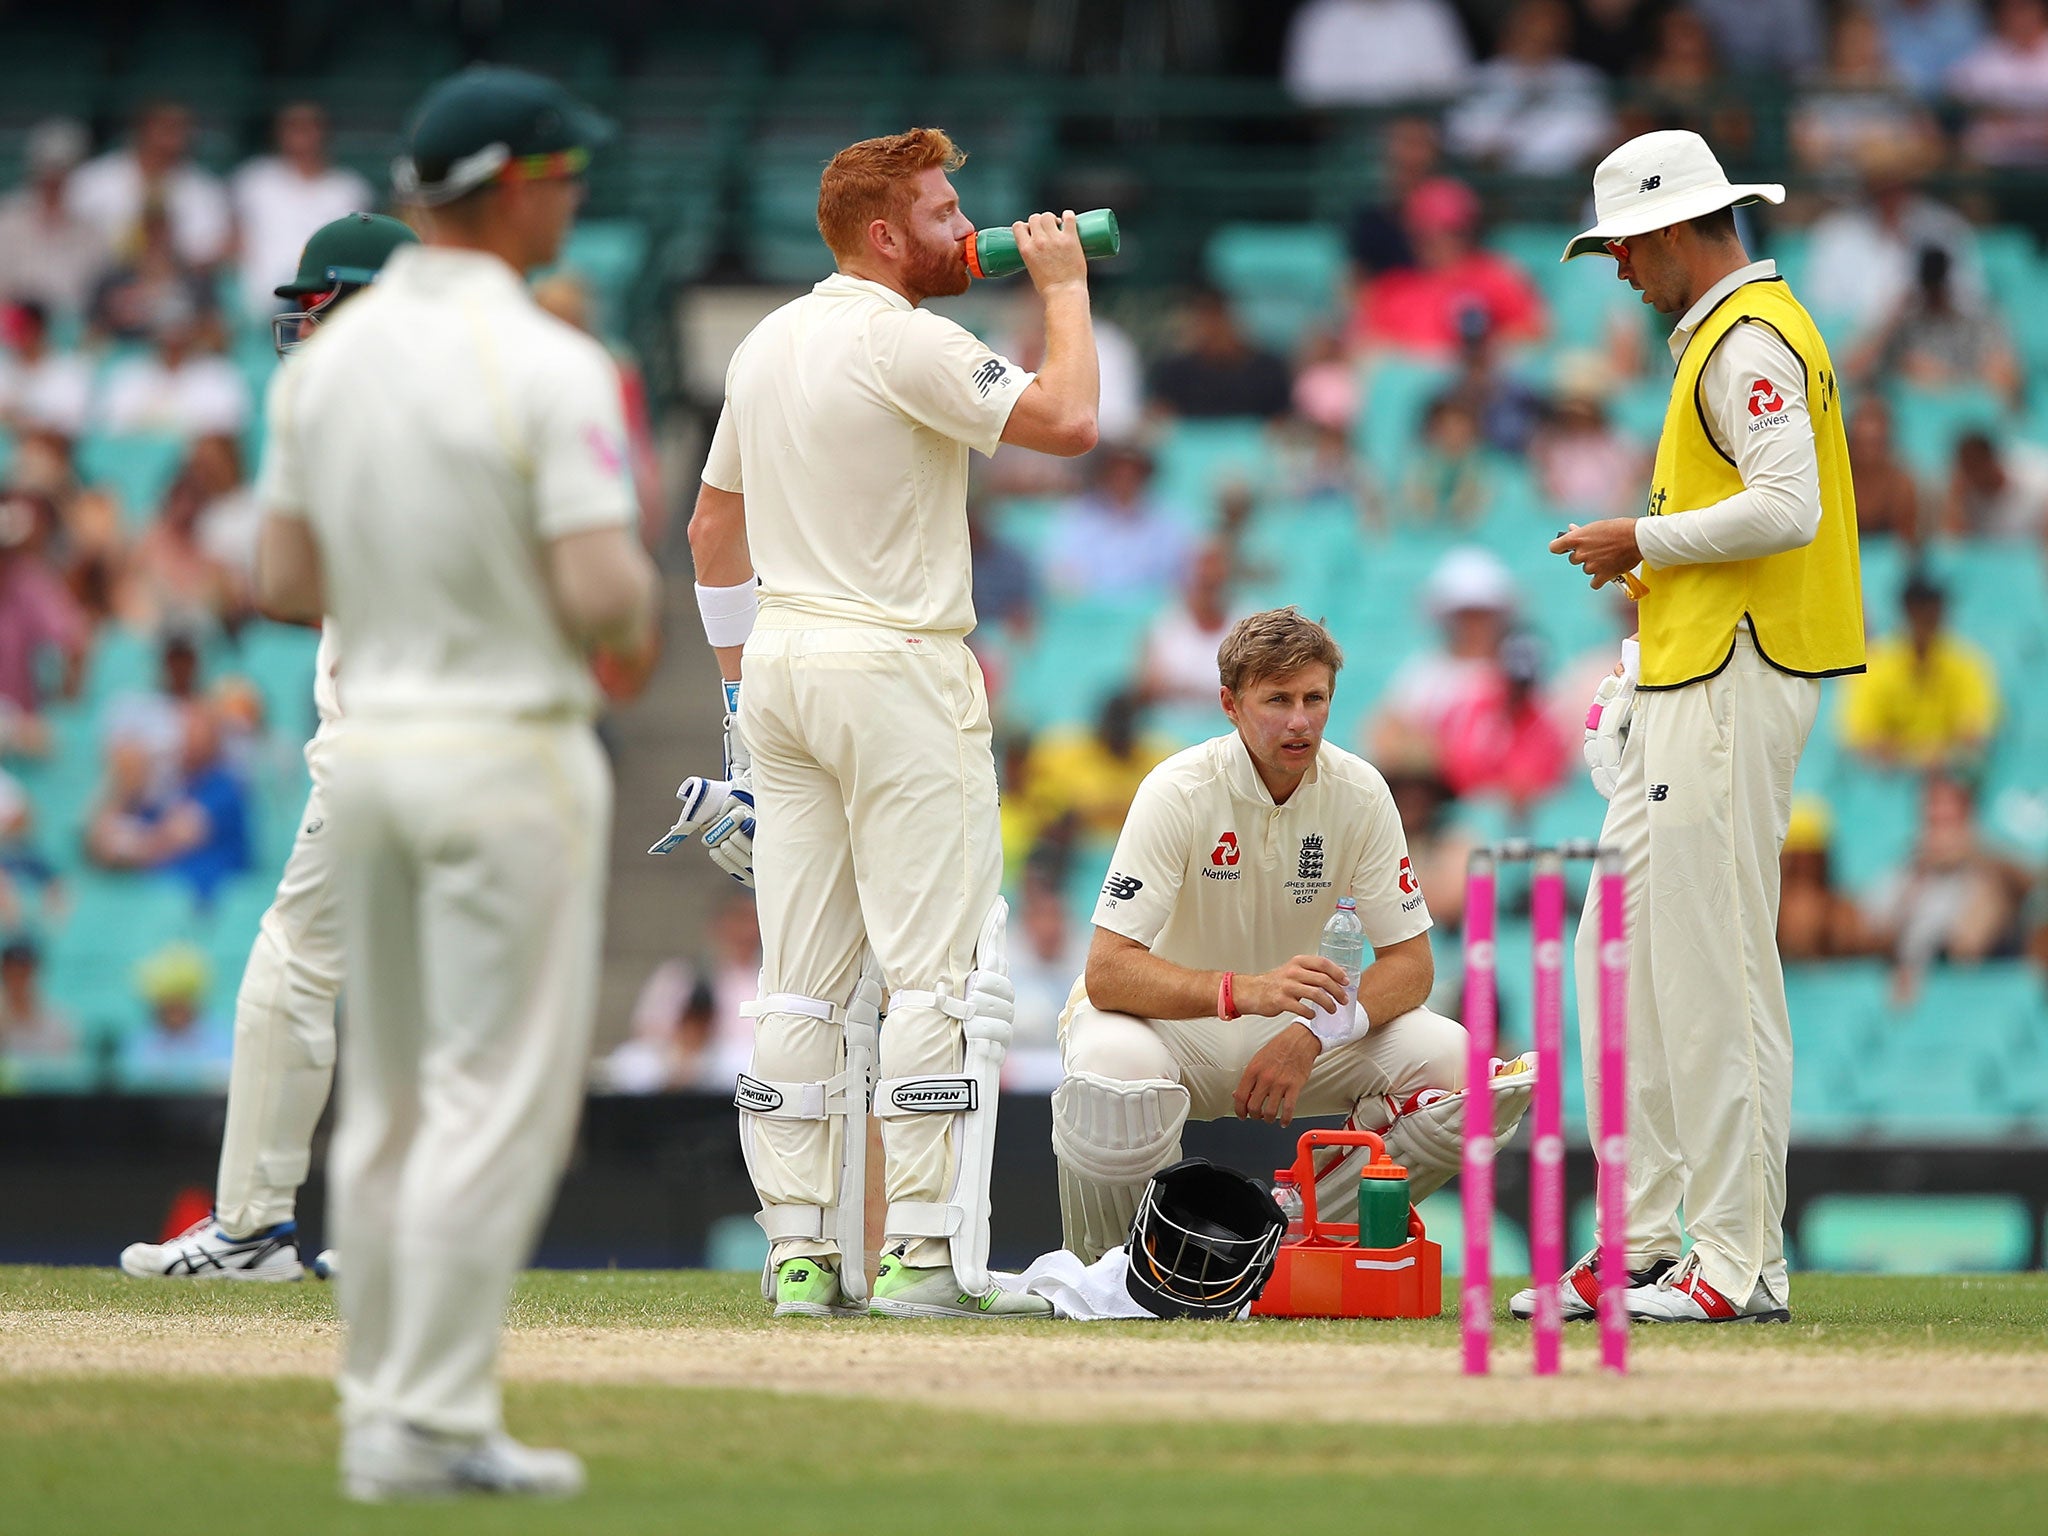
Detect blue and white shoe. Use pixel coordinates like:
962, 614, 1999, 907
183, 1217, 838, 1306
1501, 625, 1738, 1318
120, 1215, 304, 1281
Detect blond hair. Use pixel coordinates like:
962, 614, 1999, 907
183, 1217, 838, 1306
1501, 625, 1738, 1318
816, 127, 965, 259
1217, 607, 1344, 694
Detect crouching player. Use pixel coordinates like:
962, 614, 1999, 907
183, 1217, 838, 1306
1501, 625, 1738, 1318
1052, 608, 1532, 1259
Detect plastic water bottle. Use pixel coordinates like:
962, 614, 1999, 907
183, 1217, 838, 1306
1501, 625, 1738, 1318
1319, 896, 1366, 1030
963, 208, 1120, 279
1273, 1170, 1306, 1241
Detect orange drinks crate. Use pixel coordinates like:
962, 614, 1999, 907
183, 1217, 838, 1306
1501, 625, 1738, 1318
1249, 1128, 1442, 1319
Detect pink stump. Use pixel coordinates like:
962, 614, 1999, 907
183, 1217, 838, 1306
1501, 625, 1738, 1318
1597, 855, 1630, 1374
1529, 853, 1567, 1377
1460, 852, 1498, 1376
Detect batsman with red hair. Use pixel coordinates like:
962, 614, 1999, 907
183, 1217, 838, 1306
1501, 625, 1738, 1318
668, 128, 1101, 1318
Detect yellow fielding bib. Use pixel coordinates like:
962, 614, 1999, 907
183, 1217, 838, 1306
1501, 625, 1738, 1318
1639, 277, 1865, 689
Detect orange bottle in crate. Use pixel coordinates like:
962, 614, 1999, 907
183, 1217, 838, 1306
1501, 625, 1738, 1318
1249, 1128, 1443, 1319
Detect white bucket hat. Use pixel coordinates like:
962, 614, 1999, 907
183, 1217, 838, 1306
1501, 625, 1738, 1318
1561, 130, 1783, 262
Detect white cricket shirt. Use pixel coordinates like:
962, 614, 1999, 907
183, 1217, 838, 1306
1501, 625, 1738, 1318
257, 246, 636, 720
703, 273, 1033, 635
1089, 732, 1432, 981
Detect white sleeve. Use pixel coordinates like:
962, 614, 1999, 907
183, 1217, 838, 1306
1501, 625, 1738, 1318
253, 367, 306, 519
702, 401, 742, 493
1345, 775, 1432, 948
874, 308, 1034, 456
1635, 321, 1822, 568
531, 338, 638, 540
1090, 777, 1192, 950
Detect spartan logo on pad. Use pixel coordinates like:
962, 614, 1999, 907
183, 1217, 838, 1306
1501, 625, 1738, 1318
1211, 832, 1240, 867
1747, 378, 1785, 416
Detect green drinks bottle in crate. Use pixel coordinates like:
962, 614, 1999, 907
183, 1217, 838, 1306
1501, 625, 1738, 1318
1358, 1160, 1411, 1248
963, 209, 1120, 280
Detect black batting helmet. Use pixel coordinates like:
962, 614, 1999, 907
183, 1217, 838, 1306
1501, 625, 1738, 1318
1124, 1158, 1286, 1320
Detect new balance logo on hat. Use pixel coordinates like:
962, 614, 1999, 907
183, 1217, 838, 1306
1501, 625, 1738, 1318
1562, 130, 1785, 263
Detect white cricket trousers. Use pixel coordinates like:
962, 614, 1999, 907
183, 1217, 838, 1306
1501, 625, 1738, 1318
214, 731, 344, 1237
1575, 629, 1818, 1309
742, 625, 1003, 1270
325, 717, 611, 1438
1061, 999, 1469, 1123
1056, 995, 1468, 1260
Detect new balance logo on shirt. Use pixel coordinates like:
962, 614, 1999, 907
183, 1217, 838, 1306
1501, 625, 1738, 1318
1101, 872, 1144, 903
1648, 784, 1670, 802
970, 358, 1009, 398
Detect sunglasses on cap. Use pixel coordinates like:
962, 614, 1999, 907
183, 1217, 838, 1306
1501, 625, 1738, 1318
501, 146, 590, 185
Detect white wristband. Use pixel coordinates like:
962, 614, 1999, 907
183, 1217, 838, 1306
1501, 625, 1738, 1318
1304, 993, 1367, 1052
696, 580, 758, 647
1620, 636, 1640, 685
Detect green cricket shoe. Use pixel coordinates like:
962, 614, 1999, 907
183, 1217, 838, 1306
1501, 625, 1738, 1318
772, 1256, 865, 1318
868, 1249, 1054, 1320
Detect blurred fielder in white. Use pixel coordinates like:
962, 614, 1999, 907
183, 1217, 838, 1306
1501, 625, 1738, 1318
255, 67, 656, 1500
120, 212, 418, 1287
672, 127, 1100, 1319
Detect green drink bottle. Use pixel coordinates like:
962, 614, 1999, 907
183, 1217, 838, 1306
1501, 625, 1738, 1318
963, 208, 1120, 280
1357, 1161, 1412, 1249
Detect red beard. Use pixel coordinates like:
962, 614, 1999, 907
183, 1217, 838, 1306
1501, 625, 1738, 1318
903, 229, 971, 300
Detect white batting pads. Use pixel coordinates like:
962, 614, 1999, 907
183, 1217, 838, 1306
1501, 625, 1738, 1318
874, 899, 1016, 1295
1315, 1060, 1537, 1211
735, 961, 884, 1301
1050, 1071, 1191, 1263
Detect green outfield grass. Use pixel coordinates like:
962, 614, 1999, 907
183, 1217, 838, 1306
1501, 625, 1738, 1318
4, 1266, 2047, 1535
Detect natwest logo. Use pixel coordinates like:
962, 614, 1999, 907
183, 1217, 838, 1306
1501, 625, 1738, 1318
1211, 832, 1240, 867
1747, 377, 1785, 416
1398, 855, 1419, 896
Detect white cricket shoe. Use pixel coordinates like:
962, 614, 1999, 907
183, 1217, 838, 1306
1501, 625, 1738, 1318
1624, 1254, 1789, 1324
1509, 1248, 1675, 1320
120, 1216, 303, 1281
868, 1249, 1053, 1319
312, 1249, 339, 1281
342, 1417, 585, 1503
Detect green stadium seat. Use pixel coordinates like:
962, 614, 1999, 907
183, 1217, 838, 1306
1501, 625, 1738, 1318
1151, 418, 1272, 522
489, 25, 621, 108
1883, 381, 2011, 481
1800, 1194, 2032, 1273
309, 24, 468, 125
110, 20, 262, 123
1352, 356, 1452, 481
0, 25, 110, 124
2, 1055, 97, 1094
1417, 1192, 1529, 1277
1205, 223, 1347, 352
76, 433, 190, 530
1004, 595, 1157, 731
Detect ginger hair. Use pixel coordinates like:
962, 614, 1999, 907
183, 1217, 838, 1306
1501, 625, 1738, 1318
816, 127, 966, 259
1217, 608, 1345, 694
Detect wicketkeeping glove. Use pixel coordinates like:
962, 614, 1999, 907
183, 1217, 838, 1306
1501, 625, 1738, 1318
1582, 639, 1639, 801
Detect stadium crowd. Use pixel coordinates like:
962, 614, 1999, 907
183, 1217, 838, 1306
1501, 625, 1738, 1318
3, 3, 2047, 1101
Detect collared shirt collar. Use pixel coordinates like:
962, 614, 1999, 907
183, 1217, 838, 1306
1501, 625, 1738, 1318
379, 243, 531, 302
814, 271, 915, 312
1221, 730, 1320, 809
1668, 258, 1777, 362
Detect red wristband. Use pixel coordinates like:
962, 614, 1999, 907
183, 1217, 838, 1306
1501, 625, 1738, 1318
1219, 971, 1240, 1022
